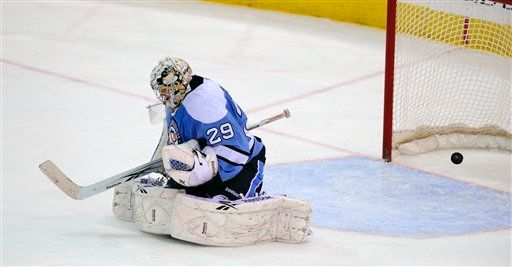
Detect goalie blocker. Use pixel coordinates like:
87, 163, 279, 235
113, 181, 312, 246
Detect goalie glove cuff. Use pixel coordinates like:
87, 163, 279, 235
162, 142, 218, 187
186, 146, 218, 186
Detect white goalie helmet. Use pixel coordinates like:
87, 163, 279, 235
150, 57, 193, 110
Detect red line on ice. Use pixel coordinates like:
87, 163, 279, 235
257, 128, 373, 158
1, 58, 153, 102
246, 70, 383, 113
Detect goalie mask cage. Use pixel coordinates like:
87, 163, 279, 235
382, 0, 512, 161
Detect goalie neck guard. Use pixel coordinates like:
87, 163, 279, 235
150, 57, 193, 111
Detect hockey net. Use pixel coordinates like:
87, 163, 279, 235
382, 0, 512, 161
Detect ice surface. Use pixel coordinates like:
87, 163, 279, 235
2, 1, 511, 265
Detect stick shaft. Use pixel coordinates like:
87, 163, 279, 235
246, 109, 290, 130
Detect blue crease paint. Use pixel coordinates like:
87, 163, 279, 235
265, 157, 511, 237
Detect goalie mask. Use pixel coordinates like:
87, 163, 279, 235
150, 57, 193, 110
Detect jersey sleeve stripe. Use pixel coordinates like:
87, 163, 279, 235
223, 144, 251, 156
217, 155, 245, 167
213, 145, 250, 165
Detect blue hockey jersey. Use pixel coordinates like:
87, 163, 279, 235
165, 75, 264, 182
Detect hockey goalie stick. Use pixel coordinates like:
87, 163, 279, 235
246, 108, 290, 130
39, 108, 291, 200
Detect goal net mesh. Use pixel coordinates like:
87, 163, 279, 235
391, 0, 512, 154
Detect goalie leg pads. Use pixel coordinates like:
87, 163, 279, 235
170, 194, 312, 246
112, 181, 136, 222
129, 185, 312, 246
112, 176, 172, 222
131, 190, 312, 246
132, 186, 185, 235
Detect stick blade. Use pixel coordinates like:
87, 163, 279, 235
39, 160, 82, 200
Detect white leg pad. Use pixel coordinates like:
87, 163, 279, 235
112, 181, 138, 222
275, 195, 313, 243
132, 186, 185, 235
113, 176, 173, 222
170, 194, 312, 246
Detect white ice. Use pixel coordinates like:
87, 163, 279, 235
1, 2, 511, 265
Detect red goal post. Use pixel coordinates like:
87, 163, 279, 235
382, 0, 512, 162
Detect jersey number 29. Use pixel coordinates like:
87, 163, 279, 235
206, 123, 234, 145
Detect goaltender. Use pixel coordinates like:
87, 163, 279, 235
112, 57, 311, 246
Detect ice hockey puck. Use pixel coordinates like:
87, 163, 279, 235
451, 152, 463, 165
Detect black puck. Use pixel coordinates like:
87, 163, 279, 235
451, 152, 463, 164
